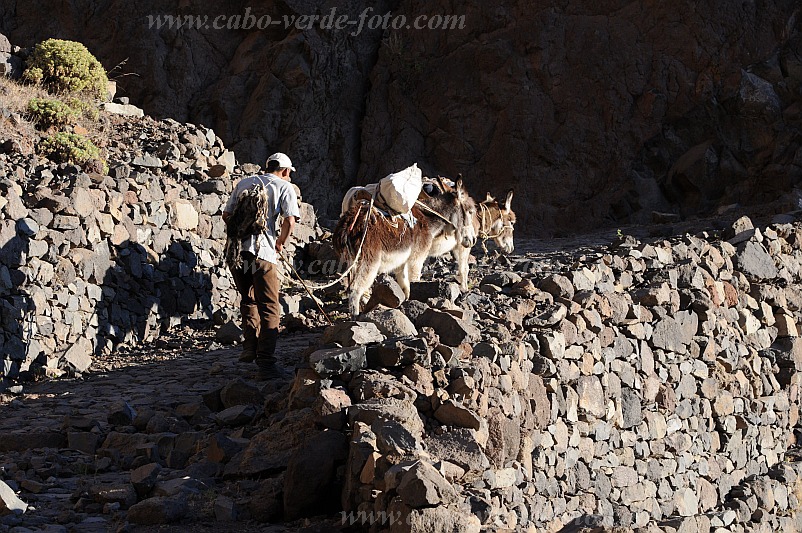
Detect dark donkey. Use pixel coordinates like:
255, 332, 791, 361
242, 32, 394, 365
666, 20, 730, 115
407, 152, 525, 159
334, 179, 477, 316
416, 180, 516, 290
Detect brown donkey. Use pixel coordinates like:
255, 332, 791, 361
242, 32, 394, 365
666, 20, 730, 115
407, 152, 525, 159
478, 190, 516, 254
334, 179, 477, 316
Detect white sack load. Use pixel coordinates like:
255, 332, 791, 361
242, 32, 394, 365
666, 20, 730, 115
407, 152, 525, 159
378, 163, 423, 214
341, 183, 378, 216
340, 164, 424, 216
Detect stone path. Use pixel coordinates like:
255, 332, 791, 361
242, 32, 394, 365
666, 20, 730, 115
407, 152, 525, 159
0, 205, 802, 533
0, 327, 346, 533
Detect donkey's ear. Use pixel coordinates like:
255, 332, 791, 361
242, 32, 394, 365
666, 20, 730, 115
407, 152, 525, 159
436, 176, 449, 192
455, 178, 467, 199
484, 192, 493, 203
504, 189, 513, 210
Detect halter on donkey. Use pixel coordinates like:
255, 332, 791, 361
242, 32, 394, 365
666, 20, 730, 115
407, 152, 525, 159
477, 190, 516, 254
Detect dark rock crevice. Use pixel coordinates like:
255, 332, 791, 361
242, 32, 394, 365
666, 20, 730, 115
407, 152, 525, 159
1, 0, 800, 231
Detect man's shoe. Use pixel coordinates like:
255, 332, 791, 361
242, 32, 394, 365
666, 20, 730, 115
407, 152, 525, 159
238, 348, 257, 363
239, 331, 259, 363
255, 361, 289, 381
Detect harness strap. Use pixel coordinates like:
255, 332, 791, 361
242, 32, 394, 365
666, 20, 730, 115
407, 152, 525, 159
478, 203, 500, 240
414, 200, 455, 228
348, 203, 363, 233
478, 202, 514, 240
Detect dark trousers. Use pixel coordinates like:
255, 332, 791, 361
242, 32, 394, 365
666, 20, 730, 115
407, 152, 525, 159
230, 253, 281, 363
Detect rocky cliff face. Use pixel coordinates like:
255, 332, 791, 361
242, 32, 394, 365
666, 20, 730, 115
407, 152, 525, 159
2, 1, 800, 233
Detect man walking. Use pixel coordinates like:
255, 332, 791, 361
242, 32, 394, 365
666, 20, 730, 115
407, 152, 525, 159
223, 152, 300, 380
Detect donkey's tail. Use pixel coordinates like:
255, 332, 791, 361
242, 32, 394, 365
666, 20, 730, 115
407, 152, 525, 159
333, 201, 371, 256
278, 197, 372, 292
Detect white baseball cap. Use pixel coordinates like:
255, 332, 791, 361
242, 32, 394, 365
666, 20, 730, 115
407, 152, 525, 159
267, 152, 296, 172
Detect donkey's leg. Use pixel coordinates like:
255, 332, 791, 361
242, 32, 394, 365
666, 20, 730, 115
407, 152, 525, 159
409, 253, 425, 283
349, 260, 380, 317
453, 246, 470, 291
394, 262, 411, 300
408, 234, 432, 284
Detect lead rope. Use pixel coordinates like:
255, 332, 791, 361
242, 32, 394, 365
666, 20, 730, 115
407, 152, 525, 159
278, 195, 374, 291
277, 253, 334, 326
478, 202, 491, 254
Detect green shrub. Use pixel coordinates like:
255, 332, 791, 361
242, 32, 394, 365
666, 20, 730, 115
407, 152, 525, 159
23, 39, 109, 99
27, 97, 79, 129
67, 97, 100, 121
38, 132, 106, 172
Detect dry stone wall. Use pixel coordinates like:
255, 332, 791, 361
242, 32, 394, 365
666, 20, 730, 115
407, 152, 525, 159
0, 115, 324, 391
282, 214, 802, 532
3, 135, 802, 531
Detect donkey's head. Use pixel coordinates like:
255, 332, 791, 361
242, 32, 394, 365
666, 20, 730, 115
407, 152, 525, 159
497, 190, 516, 253
480, 189, 516, 253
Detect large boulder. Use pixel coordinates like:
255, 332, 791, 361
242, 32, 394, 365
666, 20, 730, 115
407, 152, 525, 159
322, 321, 384, 347
396, 461, 458, 508
127, 497, 187, 525
283, 430, 349, 520
416, 308, 479, 346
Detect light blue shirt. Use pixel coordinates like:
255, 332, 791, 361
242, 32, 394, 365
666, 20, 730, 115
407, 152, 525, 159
224, 173, 301, 264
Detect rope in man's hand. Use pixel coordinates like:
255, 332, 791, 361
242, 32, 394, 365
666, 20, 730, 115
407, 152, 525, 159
276, 196, 375, 326
277, 252, 334, 326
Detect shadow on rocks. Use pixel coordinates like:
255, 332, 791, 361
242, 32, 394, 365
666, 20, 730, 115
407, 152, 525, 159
94, 238, 213, 356
0, 217, 36, 392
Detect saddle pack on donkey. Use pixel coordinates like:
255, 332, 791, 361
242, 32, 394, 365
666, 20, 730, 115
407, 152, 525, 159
340, 164, 423, 222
